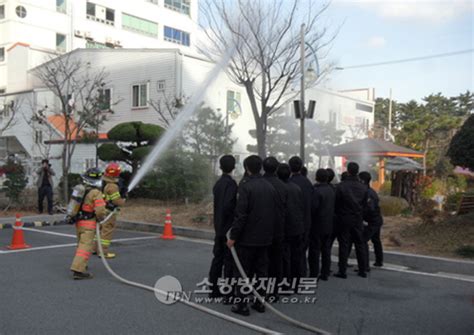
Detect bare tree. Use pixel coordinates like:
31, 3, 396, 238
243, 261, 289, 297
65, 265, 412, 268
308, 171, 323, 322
0, 97, 21, 136
149, 91, 186, 128
200, 0, 335, 157
26, 104, 57, 160
33, 54, 110, 202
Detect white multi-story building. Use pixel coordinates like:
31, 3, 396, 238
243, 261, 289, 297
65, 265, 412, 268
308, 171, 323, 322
0, 0, 197, 93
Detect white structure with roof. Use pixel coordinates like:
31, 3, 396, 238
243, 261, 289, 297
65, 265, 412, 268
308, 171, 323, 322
0, 44, 375, 186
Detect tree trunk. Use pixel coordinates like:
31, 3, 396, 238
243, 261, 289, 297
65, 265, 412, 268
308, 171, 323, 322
256, 129, 266, 158
244, 81, 267, 158
423, 139, 430, 177
62, 143, 69, 203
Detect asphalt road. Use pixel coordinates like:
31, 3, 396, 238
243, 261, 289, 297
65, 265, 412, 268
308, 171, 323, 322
0, 225, 473, 335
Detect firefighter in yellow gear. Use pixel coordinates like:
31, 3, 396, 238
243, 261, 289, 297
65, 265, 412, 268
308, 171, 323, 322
70, 168, 106, 280
94, 162, 126, 259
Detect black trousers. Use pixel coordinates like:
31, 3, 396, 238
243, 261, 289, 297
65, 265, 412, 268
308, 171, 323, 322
308, 232, 332, 278
268, 239, 284, 294
363, 225, 384, 266
282, 234, 304, 283
209, 235, 233, 296
233, 245, 268, 306
338, 219, 367, 275
38, 185, 53, 214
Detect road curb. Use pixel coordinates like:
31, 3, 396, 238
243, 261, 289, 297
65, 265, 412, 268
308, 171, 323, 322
117, 219, 215, 240
0, 220, 67, 230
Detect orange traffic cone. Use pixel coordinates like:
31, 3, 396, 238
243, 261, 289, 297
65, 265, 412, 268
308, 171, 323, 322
161, 209, 176, 240
7, 214, 31, 250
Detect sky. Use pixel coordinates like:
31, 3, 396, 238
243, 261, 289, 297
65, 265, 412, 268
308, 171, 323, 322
316, 0, 474, 102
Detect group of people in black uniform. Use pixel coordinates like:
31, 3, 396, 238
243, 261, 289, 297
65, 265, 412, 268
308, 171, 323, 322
208, 154, 384, 316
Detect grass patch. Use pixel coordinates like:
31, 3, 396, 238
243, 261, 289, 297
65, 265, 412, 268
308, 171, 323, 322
400, 212, 474, 258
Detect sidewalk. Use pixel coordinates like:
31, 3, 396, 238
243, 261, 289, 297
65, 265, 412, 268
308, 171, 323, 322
0, 214, 65, 228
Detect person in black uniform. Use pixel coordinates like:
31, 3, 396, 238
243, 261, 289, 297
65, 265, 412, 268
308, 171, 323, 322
262, 157, 287, 299
239, 156, 250, 186
289, 156, 313, 276
308, 169, 335, 281
326, 168, 336, 186
334, 162, 368, 279
359, 171, 384, 269
227, 155, 277, 316
209, 155, 238, 299
277, 163, 305, 287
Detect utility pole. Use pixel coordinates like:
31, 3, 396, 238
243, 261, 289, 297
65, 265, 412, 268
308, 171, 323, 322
300, 23, 306, 163
388, 88, 393, 134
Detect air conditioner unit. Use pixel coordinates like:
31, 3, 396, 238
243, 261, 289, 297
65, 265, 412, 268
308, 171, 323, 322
84, 31, 93, 40
74, 30, 83, 38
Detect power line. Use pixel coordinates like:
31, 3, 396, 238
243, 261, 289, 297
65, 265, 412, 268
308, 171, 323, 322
335, 49, 474, 70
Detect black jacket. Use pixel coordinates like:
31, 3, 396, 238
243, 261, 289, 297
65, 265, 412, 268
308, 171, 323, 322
363, 186, 383, 227
263, 173, 287, 241
290, 174, 313, 235
213, 174, 238, 237
335, 175, 368, 225
311, 183, 335, 236
284, 181, 305, 238
229, 174, 277, 246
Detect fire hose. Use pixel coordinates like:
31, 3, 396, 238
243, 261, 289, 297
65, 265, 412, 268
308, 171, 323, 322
226, 231, 330, 335
95, 211, 329, 334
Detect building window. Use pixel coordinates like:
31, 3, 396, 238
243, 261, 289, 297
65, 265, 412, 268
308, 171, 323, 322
86, 2, 95, 16
157, 80, 166, 92
329, 110, 337, 126
16, 5, 27, 18
0, 5, 5, 20
0, 89, 5, 94
86, 2, 115, 26
164, 26, 190, 46
164, 0, 190, 15
356, 103, 373, 113
106, 8, 114, 22
226, 90, 241, 119
56, 33, 67, 52
132, 83, 148, 108
56, 0, 67, 14
122, 13, 158, 37
98, 88, 111, 110
35, 131, 43, 144
0, 48, 5, 62
85, 158, 95, 169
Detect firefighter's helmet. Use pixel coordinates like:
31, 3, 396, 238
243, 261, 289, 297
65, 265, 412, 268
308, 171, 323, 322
81, 167, 103, 188
104, 162, 121, 178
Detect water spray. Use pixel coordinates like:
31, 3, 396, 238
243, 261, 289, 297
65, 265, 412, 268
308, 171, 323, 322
127, 46, 236, 193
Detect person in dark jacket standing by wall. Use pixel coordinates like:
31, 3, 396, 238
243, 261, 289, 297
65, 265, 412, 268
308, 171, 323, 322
334, 162, 368, 279
308, 169, 335, 281
37, 159, 55, 215
277, 163, 305, 287
262, 157, 287, 299
359, 171, 384, 269
289, 156, 313, 276
209, 155, 238, 299
227, 155, 277, 316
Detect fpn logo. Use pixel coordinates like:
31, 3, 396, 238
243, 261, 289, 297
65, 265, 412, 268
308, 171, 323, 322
154, 275, 183, 305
